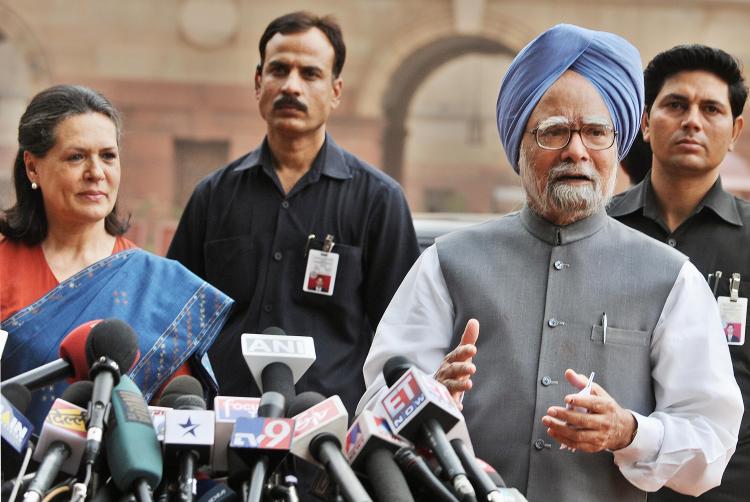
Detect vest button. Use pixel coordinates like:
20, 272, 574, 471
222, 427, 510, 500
554, 260, 566, 270
667, 238, 677, 247
533, 439, 546, 450
281, 200, 290, 209
548, 318, 559, 327
541, 376, 553, 386
274, 251, 283, 261
263, 304, 272, 313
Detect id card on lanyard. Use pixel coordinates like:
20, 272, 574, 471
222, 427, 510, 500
718, 273, 746, 346
303, 234, 339, 296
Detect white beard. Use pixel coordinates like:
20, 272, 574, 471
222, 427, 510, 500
520, 148, 617, 224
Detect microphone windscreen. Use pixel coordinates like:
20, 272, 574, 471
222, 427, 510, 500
60, 381, 94, 408
262, 326, 286, 336
85, 319, 139, 372
287, 391, 326, 417
174, 394, 206, 410
157, 375, 204, 408
59, 320, 101, 382
1, 383, 31, 414
383, 356, 413, 387
260, 327, 295, 404
261, 363, 294, 405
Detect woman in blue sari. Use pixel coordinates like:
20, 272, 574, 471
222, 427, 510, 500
0, 85, 233, 427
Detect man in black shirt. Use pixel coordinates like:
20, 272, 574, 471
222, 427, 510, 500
609, 45, 748, 502
167, 11, 419, 415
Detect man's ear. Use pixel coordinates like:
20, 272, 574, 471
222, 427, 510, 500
729, 116, 745, 152
254, 65, 262, 98
640, 109, 651, 144
330, 77, 343, 109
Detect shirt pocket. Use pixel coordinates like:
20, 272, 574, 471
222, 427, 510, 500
590, 325, 650, 346
588, 324, 653, 413
204, 236, 256, 304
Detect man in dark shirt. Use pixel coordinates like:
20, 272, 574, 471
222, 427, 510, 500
167, 11, 419, 415
609, 45, 749, 502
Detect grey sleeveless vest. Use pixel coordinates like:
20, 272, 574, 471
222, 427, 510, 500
435, 206, 687, 502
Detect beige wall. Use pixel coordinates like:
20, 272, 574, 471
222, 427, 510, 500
3, 0, 750, 250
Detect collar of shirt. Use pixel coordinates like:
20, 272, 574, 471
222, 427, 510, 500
520, 204, 609, 245
608, 171, 743, 228
232, 132, 353, 195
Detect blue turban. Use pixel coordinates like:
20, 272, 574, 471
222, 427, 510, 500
496, 24, 644, 173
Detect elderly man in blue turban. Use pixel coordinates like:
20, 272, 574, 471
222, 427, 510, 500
358, 24, 742, 501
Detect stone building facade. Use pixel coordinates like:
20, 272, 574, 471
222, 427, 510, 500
2, 0, 750, 252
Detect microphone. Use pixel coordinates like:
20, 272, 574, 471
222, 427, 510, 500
241, 327, 315, 407
450, 439, 504, 502
83, 319, 141, 468
476, 459, 506, 489
1, 383, 34, 455
467, 458, 525, 502
62, 381, 95, 408
2, 383, 35, 502
196, 479, 240, 502
157, 375, 204, 409
105, 375, 163, 502
345, 410, 413, 502
287, 392, 372, 502
393, 447, 458, 502
1, 320, 101, 390
161, 376, 214, 502
226, 396, 295, 501
148, 406, 169, 443
212, 396, 260, 474
25, 393, 89, 502
382, 357, 476, 502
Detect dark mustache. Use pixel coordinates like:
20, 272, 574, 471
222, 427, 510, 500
274, 95, 307, 112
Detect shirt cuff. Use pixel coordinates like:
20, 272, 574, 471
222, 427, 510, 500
613, 411, 664, 466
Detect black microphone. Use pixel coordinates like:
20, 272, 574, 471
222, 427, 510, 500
241, 327, 315, 413
345, 409, 413, 502
83, 319, 140, 469
287, 392, 372, 502
63, 381, 95, 408
259, 327, 295, 406
23, 382, 93, 502
160, 376, 213, 502
393, 447, 458, 502
227, 392, 293, 502
451, 439, 506, 501
158, 375, 204, 409
382, 357, 476, 502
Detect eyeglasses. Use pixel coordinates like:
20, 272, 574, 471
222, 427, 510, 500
529, 123, 618, 151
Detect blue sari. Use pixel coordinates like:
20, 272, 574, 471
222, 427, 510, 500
1, 249, 233, 427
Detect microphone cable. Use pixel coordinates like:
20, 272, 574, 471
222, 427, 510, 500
7, 444, 34, 502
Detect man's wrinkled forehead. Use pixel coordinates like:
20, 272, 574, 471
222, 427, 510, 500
526, 71, 613, 130
534, 115, 612, 130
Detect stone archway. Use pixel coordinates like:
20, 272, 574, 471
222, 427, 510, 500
380, 35, 514, 183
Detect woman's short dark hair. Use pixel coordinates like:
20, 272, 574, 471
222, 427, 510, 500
644, 44, 748, 118
257, 11, 346, 78
0, 84, 130, 245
